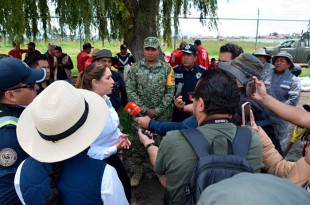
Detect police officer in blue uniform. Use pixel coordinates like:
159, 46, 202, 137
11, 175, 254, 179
0, 57, 46, 205
172, 44, 206, 122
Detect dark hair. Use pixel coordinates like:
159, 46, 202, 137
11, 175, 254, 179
54, 46, 62, 53
44, 162, 63, 205
12, 41, 19, 47
25, 53, 47, 68
220, 43, 244, 60
75, 62, 108, 90
193, 69, 240, 116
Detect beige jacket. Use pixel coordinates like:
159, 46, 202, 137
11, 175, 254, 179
257, 126, 310, 187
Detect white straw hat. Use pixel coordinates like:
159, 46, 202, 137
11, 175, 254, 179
253, 48, 269, 56
17, 81, 108, 163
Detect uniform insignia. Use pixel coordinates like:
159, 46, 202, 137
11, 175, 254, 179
196, 72, 202, 79
0, 148, 17, 167
174, 73, 183, 78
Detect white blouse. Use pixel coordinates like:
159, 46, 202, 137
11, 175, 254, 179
87, 95, 123, 160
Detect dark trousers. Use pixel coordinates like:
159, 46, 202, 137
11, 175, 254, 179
105, 154, 131, 203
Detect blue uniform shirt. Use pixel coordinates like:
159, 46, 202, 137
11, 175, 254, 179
172, 64, 205, 121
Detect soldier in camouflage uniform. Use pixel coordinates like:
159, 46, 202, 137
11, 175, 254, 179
126, 36, 175, 187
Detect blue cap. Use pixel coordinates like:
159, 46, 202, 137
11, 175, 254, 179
0, 57, 46, 90
182, 44, 197, 55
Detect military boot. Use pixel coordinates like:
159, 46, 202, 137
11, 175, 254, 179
130, 164, 143, 187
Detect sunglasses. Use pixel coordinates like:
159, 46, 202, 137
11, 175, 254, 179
8, 84, 36, 91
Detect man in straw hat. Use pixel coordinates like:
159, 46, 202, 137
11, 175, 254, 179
0, 57, 46, 205
14, 81, 128, 204
253, 47, 274, 80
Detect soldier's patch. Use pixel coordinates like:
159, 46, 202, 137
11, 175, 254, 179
166, 69, 175, 86
196, 72, 202, 79
0, 148, 17, 167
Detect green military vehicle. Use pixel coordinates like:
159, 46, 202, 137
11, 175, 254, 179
265, 38, 310, 66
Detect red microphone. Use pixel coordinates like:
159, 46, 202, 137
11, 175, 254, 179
125, 102, 144, 117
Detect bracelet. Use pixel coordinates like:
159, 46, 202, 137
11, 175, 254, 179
145, 142, 156, 151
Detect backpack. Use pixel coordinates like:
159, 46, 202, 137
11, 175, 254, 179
179, 126, 254, 205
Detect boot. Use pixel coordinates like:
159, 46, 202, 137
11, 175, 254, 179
130, 164, 143, 187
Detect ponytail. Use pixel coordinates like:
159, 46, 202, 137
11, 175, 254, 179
44, 162, 64, 205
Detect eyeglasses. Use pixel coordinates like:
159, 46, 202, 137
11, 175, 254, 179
8, 84, 35, 91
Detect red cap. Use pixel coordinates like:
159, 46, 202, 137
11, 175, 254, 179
125, 102, 141, 117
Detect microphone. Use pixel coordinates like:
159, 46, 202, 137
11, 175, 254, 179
125, 102, 144, 117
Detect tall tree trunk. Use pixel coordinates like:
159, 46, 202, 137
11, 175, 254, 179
123, 0, 159, 60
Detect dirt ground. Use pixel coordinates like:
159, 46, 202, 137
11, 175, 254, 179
125, 91, 310, 205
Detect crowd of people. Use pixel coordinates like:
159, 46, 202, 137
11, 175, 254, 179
0, 37, 310, 205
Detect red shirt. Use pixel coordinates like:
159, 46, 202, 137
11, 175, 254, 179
85, 56, 95, 69
169, 50, 183, 67
196, 45, 210, 70
77, 50, 90, 72
8, 49, 28, 60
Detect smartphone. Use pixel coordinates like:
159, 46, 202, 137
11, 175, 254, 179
175, 83, 184, 97
245, 79, 256, 97
131, 123, 145, 134
242, 102, 251, 126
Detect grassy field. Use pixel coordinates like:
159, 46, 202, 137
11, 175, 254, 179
1, 39, 309, 76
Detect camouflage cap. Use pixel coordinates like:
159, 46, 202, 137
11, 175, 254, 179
218, 53, 263, 85
144, 37, 160, 48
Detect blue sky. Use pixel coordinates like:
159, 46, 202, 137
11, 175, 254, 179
179, 0, 310, 37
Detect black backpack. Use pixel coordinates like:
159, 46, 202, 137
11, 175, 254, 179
179, 126, 254, 205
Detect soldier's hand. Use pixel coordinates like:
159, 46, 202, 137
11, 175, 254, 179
145, 109, 157, 119
136, 116, 151, 129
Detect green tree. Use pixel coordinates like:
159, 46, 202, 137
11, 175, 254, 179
0, 0, 219, 59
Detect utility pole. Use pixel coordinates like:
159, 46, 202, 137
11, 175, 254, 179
255, 9, 260, 50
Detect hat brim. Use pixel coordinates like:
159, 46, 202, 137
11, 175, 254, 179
272, 56, 294, 69
182, 50, 196, 54
23, 68, 46, 84
17, 89, 108, 163
143, 45, 158, 48
218, 62, 249, 85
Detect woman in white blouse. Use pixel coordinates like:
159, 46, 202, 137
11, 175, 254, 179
76, 62, 131, 202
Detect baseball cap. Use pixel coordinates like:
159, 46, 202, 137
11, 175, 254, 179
144, 37, 160, 48
272, 51, 294, 69
83, 43, 94, 50
27, 42, 36, 47
182, 44, 197, 55
218, 53, 263, 85
120, 44, 127, 50
0, 58, 46, 90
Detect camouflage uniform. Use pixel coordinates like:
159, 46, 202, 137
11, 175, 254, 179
126, 57, 175, 165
